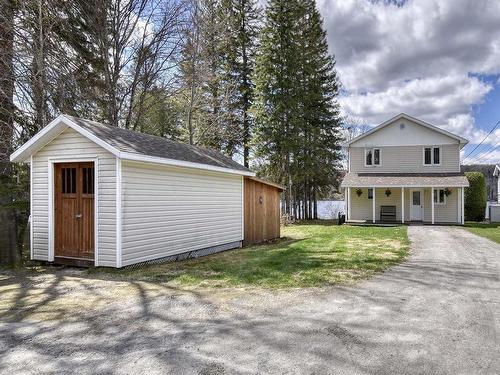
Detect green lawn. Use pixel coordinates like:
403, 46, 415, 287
91, 222, 409, 288
464, 222, 500, 244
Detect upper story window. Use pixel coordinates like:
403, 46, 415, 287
365, 148, 380, 166
423, 147, 441, 166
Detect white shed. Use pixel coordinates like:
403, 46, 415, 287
10, 114, 255, 267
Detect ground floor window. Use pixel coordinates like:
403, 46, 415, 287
368, 188, 373, 199
433, 188, 446, 205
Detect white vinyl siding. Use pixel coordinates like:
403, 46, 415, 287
121, 161, 243, 266
31, 127, 117, 266
350, 144, 460, 173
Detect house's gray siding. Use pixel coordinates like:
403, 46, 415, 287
350, 144, 460, 173
121, 161, 243, 266
31, 127, 117, 266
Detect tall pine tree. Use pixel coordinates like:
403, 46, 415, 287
253, 0, 303, 213
298, 0, 342, 218
253, 0, 342, 217
223, 0, 260, 166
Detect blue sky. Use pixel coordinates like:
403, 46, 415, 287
315, 0, 500, 163
472, 76, 500, 130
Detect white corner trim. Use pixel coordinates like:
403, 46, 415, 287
241, 176, 244, 241
116, 157, 123, 268
30, 155, 34, 260
119, 151, 255, 177
94, 158, 99, 267
48, 160, 54, 261
348, 147, 351, 173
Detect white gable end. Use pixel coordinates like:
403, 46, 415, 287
350, 118, 461, 147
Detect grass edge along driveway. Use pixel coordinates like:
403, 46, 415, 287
91, 222, 409, 289
464, 222, 500, 244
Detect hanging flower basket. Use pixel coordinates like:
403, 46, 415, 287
385, 188, 392, 197
444, 188, 452, 196
356, 188, 363, 197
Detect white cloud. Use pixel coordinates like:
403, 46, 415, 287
318, 0, 500, 140
339, 74, 493, 142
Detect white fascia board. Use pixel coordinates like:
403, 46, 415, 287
10, 114, 121, 162
493, 165, 500, 177
344, 113, 469, 147
62, 116, 121, 157
119, 151, 256, 177
10, 114, 66, 162
11, 114, 254, 177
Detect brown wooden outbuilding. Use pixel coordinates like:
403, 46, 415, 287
243, 177, 284, 245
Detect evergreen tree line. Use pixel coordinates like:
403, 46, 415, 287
0, 0, 342, 264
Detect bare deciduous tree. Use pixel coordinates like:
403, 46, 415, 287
0, 0, 20, 264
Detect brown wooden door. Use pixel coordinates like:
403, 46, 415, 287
54, 162, 95, 259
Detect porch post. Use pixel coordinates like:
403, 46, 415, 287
372, 187, 376, 223
431, 187, 435, 224
457, 187, 460, 223
461, 187, 465, 225
401, 187, 404, 223
346, 187, 350, 222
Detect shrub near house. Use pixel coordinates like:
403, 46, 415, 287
464, 172, 487, 221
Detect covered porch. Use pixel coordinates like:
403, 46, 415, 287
341, 173, 469, 225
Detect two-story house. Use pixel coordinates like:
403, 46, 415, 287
341, 113, 469, 224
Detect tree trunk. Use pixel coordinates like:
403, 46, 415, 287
0, 0, 20, 265
313, 185, 317, 219
32, 0, 47, 131
241, 9, 250, 167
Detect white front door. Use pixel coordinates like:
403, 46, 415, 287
410, 189, 423, 221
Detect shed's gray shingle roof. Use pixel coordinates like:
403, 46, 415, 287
341, 173, 469, 187
67, 115, 251, 173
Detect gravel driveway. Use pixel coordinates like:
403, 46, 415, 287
1, 226, 499, 374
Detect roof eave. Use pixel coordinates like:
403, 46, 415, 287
247, 176, 285, 190
11, 114, 254, 177
10, 114, 67, 162
493, 165, 500, 177
120, 152, 255, 176
341, 183, 469, 188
